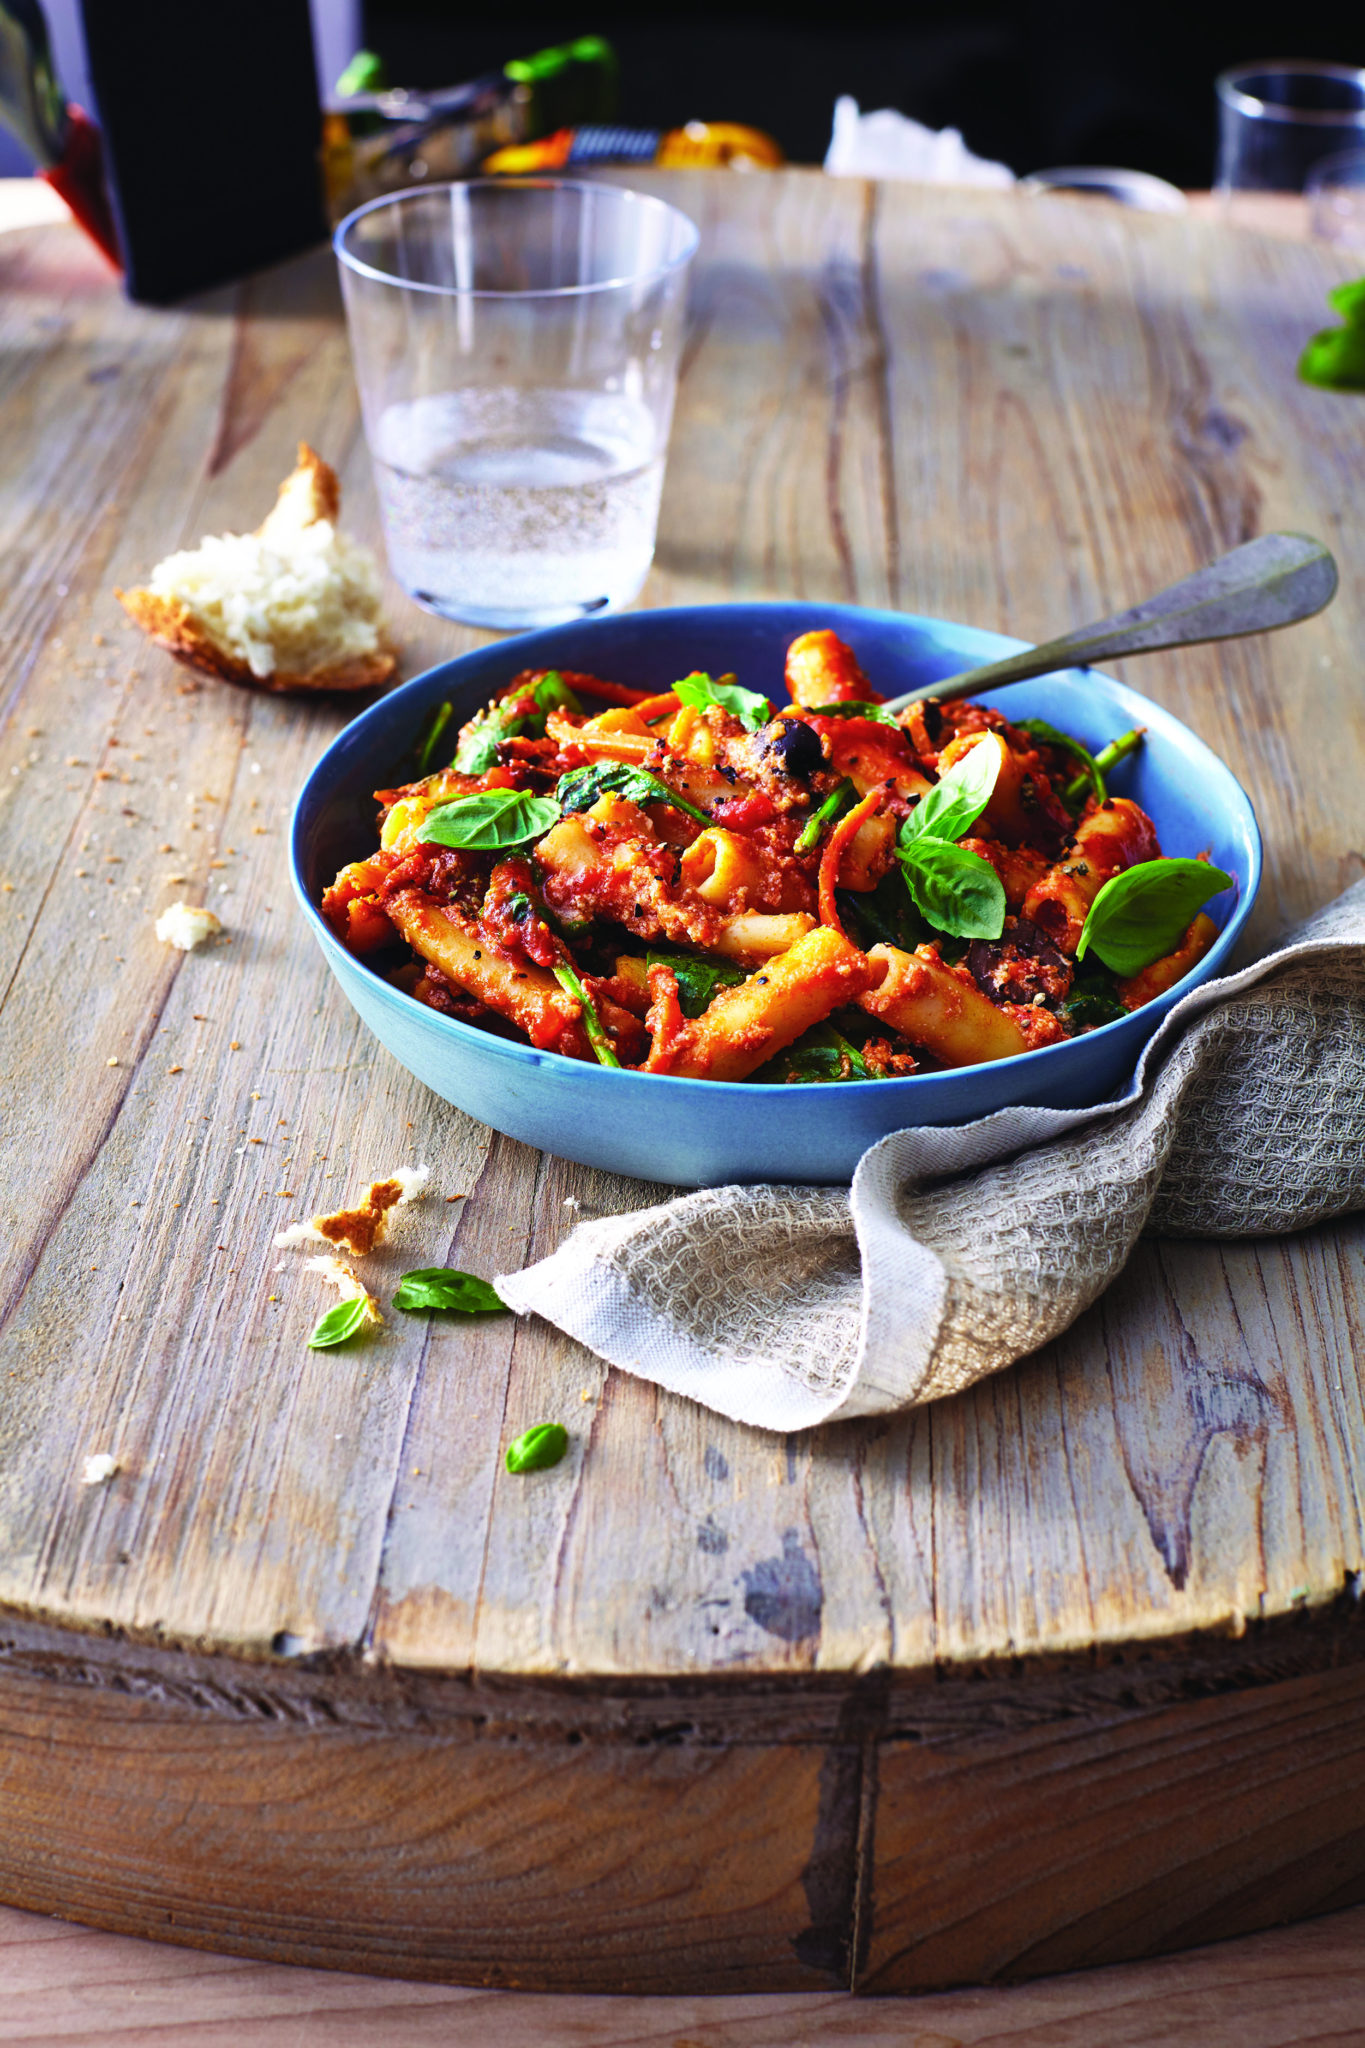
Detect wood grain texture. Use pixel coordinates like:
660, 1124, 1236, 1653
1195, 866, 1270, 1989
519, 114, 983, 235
1, 174, 1364, 1991
0, 1899, 1361, 2048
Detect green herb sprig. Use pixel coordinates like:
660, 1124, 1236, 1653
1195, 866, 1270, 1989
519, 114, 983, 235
760, 1021, 871, 1084
1064, 727, 1145, 809
415, 699, 455, 776
393, 1269, 505, 1315
1017, 717, 1106, 810
556, 761, 709, 824
453, 672, 582, 774
1299, 278, 1365, 393
307, 1297, 373, 1349
1076, 858, 1232, 977
416, 789, 562, 852
505, 1423, 570, 1474
673, 671, 772, 733
892, 740, 1007, 941
795, 777, 855, 854
806, 700, 902, 730
646, 949, 746, 1018
552, 959, 621, 1067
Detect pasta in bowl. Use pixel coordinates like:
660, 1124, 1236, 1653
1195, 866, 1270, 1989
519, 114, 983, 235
292, 602, 1261, 1184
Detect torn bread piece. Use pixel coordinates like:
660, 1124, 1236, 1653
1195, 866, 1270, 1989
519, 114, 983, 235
155, 901, 222, 950
116, 444, 397, 695
276, 1163, 431, 1257
81, 1452, 118, 1486
305, 1255, 382, 1328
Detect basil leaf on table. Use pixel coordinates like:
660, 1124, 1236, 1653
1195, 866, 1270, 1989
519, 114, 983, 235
807, 700, 903, 730
307, 1297, 372, 1350
417, 789, 562, 852
673, 671, 772, 733
901, 736, 1002, 847
646, 949, 746, 1018
1076, 858, 1233, 976
454, 671, 583, 773
1017, 717, 1105, 808
556, 761, 709, 825
898, 838, 1007, 941
393, 1268, 505, 1315
1298, 278, 1365, 393
505, 1422, 570, 1474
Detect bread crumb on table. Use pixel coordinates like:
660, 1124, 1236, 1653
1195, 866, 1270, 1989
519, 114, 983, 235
81, 1453, 118, 1486
275, 1164, 431, 1256
155, 901, 222, 950
304, 1255, 383, 1328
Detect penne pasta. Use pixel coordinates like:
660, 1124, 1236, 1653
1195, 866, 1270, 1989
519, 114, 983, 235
322, 629, 1216, 1086
859, 944, 1030, 1067
655, 927, 874, 1081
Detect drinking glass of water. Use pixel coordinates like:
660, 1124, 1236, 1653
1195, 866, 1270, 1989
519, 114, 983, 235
1216, 62, 1365, 233
334, 179, 699, 630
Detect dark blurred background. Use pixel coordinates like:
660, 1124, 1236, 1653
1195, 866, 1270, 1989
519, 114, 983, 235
363, 0, 1364, 185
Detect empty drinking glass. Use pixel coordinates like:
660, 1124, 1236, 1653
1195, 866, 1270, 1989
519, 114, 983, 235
1216, 62, 1365, 231
1307, 148, 1365, 247
334, 179, 699, 630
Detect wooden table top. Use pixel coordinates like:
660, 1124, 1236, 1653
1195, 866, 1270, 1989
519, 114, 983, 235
2, 167, 1363, 1689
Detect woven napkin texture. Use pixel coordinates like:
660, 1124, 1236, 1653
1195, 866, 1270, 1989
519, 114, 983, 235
495, 883, 1365, 1432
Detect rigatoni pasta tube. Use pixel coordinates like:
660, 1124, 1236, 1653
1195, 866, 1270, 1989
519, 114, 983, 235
859, 943, 1029, 1067
1021, 798, 1161, 952
681, 828, 769, 907
714, 910, 817, 962
386, 890, 591, 1059
663, 926, 874, 1081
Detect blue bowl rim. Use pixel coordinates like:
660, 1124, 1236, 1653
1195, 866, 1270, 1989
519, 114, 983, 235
290, 602, 1263, 1097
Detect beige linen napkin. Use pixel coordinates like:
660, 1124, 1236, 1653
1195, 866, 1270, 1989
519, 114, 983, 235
495, 883, 1365, 1431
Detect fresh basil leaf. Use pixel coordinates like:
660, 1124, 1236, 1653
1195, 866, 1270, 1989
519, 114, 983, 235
415, 699, 455, 776
1299, 281, 1365, 392
417, 789, 562, 852
393, 1268, 505, 1315
646, 949, 746, 1019
1017, 718, 1104, 808
807, 699, 902, 730
556, 761, 709, 824
1076, 858, 1232, 976
899, 838, 1007, 941
901, 736, 1002, 847
759, 1022, 871, 1085
307, 1297, 372, 1350
1065, 966, 1128, 1030
673, 671, 772, 733
1330, 277, 1365, 324
530, 670, 582, 716
505, 1422, 570, 1474
453, 672, 583, 773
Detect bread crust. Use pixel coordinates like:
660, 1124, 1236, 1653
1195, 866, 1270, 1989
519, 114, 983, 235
115, 443, 396, 695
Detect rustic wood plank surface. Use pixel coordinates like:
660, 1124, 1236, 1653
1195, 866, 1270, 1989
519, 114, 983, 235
1, 173, 1364, 1992
0, 1898, 1363, 2045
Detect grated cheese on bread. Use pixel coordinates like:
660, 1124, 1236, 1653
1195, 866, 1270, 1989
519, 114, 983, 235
116, 445, 396, 695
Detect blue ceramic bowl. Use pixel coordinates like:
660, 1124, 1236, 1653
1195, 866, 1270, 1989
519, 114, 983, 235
291, 603, 1261, 1185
